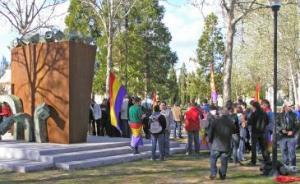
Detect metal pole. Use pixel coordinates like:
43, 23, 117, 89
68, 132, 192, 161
272, 5, 280, 173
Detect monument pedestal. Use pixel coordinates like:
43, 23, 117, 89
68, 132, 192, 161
11, 41, 96, 144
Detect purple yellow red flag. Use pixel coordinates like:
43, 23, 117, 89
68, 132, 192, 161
109, 72, 127, 131
210, 63, 218, 103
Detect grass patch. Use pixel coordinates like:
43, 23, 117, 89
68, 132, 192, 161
1, 151, 298, 184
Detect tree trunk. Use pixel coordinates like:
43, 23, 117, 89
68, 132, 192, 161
222, 19, 235, 105
297, 0, 300, 104
105, 0, 114, 97
297, 73, 300, 104
144, 48, 150, 98
288, 59, 298, 105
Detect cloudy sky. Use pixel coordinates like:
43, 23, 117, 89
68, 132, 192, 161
0, 0, 220, 73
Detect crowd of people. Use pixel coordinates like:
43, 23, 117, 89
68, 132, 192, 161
184, 98, 299, 179
88, 96, 299, 180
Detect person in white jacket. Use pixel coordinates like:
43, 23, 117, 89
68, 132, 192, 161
160, 101, 174, 156
120, 96, 131, 138
93, 102, 102, 136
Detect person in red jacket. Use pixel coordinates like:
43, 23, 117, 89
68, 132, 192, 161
185, 102, 201, 155
0, 102, 12, 141
0, 102, 12, 118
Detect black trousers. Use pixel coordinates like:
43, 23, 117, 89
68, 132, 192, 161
95, 119, 104, 136
89, 119, 96, 135
143, 117, 151, 139
251, 133, 270, 164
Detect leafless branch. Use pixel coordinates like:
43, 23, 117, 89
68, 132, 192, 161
0, 0, 66, 36
221, 0, 230, 12
82, 0, 138, 34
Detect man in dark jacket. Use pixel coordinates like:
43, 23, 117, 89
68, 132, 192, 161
208, 108, 235, 180
248, 101, 271, 166
278, 102, 298, 167
149, 105, 166, 161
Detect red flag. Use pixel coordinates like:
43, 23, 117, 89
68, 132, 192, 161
274, 176, 300, 183
152, 90, 157, 106
255, 84, 261, 101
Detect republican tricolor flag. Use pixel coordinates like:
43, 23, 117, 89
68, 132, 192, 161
109, 72, 127, 131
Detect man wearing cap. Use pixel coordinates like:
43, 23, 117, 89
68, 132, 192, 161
278, 102, 298, 167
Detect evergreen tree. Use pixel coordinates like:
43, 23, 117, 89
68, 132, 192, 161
163, 66, 178, 105
178, 63, 187, 105
65, 0, 177, 98
197, 13, 224, 95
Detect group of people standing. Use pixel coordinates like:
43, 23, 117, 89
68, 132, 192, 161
184, 98, 299, 180
128, 97, 178, 161
89, 95, 299, 180
88, 95, 184, 161
89, 98, 123, 137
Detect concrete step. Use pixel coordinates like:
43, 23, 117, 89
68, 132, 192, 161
38, 142, 132, 156
0, 159, 53, 173
0, 141, 131, 161
39, 142, 180, 163
56, 147, 186, 170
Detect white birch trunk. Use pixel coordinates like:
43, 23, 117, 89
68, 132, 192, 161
105, 0, 114, 97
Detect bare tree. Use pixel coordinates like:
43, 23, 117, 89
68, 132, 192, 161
0, 0, 66, 36
82, 0, 137, 96
191, 0, 296, 104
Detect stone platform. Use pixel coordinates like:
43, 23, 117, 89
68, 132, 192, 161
0, 136, 185, 173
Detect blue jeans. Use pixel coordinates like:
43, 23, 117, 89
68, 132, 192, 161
164, 131, 170, 156
151, 134, 165, 160
280, 137, 297, 166
232, 134, 240, 163
186, 131, 200, 154
210, 150, 229, 177
238, 138, 245, 161
174, 121, 182, 138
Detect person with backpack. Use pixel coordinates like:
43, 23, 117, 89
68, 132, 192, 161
278, 102, 298, 167
184, 102, 201, 155
208, 107, 235, 180
149, 105, 166, 161
248, 101, 271, 166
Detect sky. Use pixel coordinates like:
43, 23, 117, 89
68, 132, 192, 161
160, 0, 220, 72
0, 0, 220, 73
0, 1, 70, 61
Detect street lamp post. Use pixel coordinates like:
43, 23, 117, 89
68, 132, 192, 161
269, 0, 281, 174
